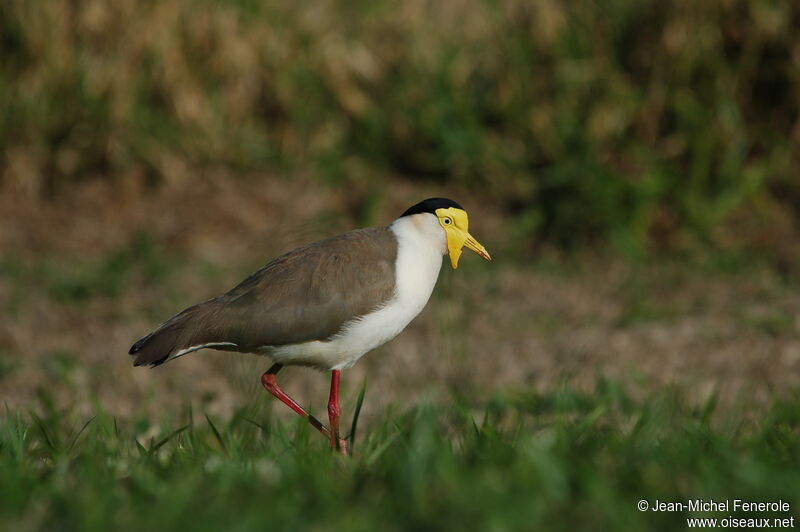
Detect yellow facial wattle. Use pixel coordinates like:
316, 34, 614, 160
434, 207, 491, 268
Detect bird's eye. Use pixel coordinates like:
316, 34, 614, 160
443, 217, 452, 225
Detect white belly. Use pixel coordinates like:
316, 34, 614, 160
262, 217, 445, 370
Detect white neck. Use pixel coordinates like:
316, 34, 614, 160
388, 213, 445, 312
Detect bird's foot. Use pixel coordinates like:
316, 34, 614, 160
335, 438, 348, 456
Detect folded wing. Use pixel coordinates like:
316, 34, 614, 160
129, 227, 398, 366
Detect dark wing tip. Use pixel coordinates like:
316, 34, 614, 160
128, 332, 170, 367
129, 333, 152, 355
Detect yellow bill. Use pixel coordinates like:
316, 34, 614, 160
435, 207, 492, 269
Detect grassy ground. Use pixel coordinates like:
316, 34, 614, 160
2, 384, 799, 531
2, 178, 799, 530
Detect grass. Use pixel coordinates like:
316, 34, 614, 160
2, 383, 799, 531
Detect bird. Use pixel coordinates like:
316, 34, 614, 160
129, 197, 490, 455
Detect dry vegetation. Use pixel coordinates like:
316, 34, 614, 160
3, 0, 800, 253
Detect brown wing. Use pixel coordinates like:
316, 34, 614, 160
130, 227, 398, 366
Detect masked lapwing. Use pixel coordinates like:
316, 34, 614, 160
129, 198, 490, 455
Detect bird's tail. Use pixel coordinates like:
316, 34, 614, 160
129, 303, 218, 367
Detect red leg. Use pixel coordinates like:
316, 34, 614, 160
328, 370, 347, 456
261, 363, 330, 439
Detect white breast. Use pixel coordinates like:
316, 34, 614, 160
263, 214, 445, 370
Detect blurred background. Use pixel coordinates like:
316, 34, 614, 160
1, 0, 799, 424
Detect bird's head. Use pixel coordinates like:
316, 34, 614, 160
400, 198, 491, 269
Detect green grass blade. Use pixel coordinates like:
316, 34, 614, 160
134, 437, 147, 457
67, 415, 96, 451
29, 411, 58, 453
244, 417, 270, 437
348, 380, 367, 453
148, 423, 190, 455
205, 414, 227, 454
